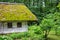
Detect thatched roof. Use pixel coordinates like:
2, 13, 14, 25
0, 2, 37, 22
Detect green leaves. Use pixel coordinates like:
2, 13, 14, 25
40, 19, 54, 31
0, 36, 13, 40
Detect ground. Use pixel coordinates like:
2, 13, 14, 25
48, 34, 60, 40
48, 31, 60, 40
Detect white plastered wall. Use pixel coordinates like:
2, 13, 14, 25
0, 22, 28, 34
12, 22, 17, 28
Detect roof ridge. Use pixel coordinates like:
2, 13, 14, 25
0, 2, 24, 5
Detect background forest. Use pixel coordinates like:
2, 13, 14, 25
0, 0, 60, 40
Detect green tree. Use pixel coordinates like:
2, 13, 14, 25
40, 10, 60, 39
40, 14, 55, 40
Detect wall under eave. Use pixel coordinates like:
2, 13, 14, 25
0, 22, 28, 34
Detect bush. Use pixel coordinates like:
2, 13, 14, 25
9, 32, 28, 39
28, 25, 44, 40
56, 27, 60, 35
0, 35, 13, 40
0, 25, 44, 40
29, 25, 43, 34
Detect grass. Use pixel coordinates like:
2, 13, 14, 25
48, 35, 60, 40
48, 31, 60, 40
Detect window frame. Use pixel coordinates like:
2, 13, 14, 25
17, 22, 22, 28
7, 22, 12, 28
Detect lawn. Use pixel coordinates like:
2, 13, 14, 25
48, 35, 60, 40
48, 31, 60, 40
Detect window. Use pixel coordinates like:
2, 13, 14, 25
7, 22, 12, 28
17, 22, 22, 27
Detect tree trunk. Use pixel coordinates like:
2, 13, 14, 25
55, 27, 58, 35
44, 31, 48, 40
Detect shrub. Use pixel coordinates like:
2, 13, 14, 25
9, 32, 28, 39
0, 25, 44, 40
0, 35, 13, 40
56, 27, 60, 35
28, 25, 44, 40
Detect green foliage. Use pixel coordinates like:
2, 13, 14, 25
57, 27, 60, 35
40, 9, 60, 36
8, 32, 28, 39
0, 25, 44, 40
28, 25, 44, 40
40, 11, 60, 31
40, 18, 54, 31
21, 37, 29, 40
0, 36, 13, 40
29, 25, 42, 34
39, 14, 55, 40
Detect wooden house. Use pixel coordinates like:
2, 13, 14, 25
0, 2, 37, 34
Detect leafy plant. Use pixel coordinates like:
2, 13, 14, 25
0, 36, 13, 40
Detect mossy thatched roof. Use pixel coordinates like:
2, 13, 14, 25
0, 2, 37, 22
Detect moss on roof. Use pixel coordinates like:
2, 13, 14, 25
0, 3, 37, 22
